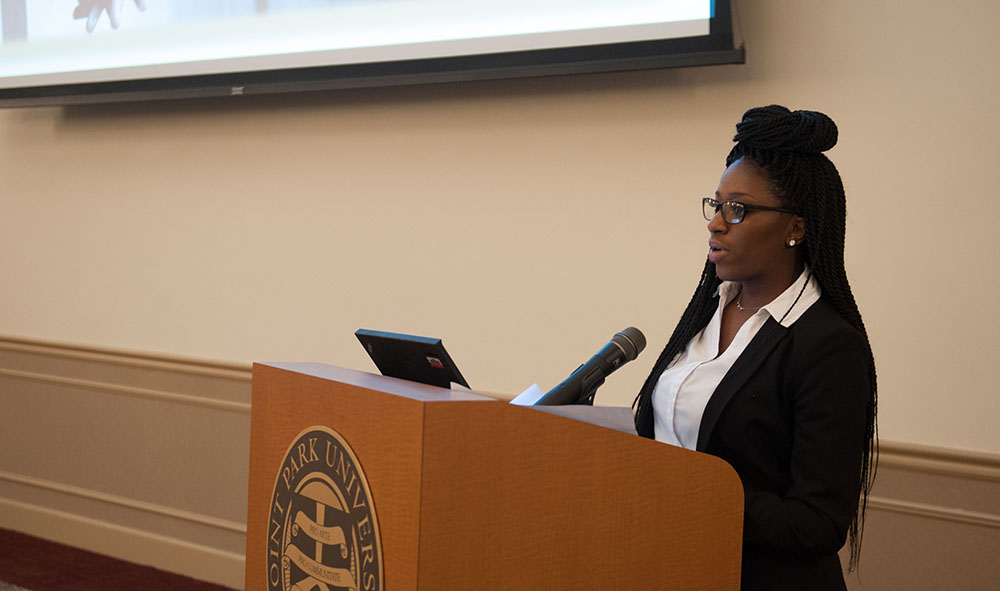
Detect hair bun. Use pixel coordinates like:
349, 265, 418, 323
733, 105, 838, 154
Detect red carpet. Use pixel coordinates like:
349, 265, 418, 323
0, 528, 236, 591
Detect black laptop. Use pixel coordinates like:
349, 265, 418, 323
355, 328, 470, 389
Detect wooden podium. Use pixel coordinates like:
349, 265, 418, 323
246, 362, 743, 591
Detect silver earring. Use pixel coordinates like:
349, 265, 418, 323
788, 239, 797, 247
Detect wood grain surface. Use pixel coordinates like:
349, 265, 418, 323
246, 363, 742, 591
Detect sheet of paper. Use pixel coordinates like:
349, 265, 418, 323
509, 383, 546, 406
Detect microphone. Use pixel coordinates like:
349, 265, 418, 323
535, 327, 646, 406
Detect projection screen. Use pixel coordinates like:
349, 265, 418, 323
0, 0, 743, 107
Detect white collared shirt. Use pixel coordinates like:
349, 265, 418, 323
652, 267, 821, 449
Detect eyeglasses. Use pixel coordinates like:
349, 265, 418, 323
702, 197, 797, 224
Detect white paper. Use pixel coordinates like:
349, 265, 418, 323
509, 383, 546, 406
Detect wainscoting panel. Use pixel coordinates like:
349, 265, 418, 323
843, 442, 1000, 590
0, 336, 252, 589
1, 335, 998, 590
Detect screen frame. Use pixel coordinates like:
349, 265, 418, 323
0, 1, 743, 108
355, 328, 471, 390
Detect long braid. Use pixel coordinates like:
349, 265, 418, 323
798, 159, 877, 573
633, 260, 720, 434
636, 105, 878, 572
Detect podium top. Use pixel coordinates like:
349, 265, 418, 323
256, 362, 639, 434
254, 362, 495, 403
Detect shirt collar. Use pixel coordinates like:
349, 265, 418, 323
716, 266, 821, 327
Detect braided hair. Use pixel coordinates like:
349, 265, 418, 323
633, 105, 877, 571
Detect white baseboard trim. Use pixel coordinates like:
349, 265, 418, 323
0, 496, 245, 590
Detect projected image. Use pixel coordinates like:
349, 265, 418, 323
1, 0, 388, 39
73, 1, 148, 34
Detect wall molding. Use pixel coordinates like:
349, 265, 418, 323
878, 440, 1000, 482
0, 470, 246, 534
0, 335, 252, 381
5, 333, 997, 473
0, 367, 251, 413
4, 333, 999, 464
868, 496, 1000, 529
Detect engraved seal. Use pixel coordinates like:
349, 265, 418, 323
267, 426, 383, 591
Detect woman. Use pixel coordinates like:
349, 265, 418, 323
633, 105, 877, 591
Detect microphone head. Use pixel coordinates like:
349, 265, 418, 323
612, 327, 646, 361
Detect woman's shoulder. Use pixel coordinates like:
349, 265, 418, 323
790, 296, 867, 349
781, 297, 871, 386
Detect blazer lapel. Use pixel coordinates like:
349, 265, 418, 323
696, 317, 788, 451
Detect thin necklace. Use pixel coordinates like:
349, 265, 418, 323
735, 271, 811, 320
735, 291, 758, 312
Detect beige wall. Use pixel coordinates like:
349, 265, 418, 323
1, 0, 998, 453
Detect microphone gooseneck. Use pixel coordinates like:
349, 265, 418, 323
535, 327, 646, 406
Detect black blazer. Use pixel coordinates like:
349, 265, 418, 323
639, 297, 869, 591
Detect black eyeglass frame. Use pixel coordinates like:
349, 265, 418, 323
702, 197, 798, 224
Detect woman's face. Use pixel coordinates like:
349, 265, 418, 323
707, 158, 803, 287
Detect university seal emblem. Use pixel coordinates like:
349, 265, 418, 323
267, 426, 383, 591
